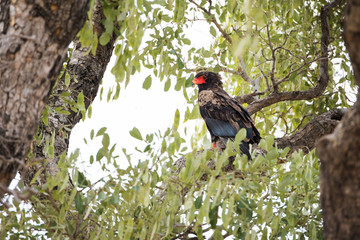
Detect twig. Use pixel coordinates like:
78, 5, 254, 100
245, 0, 343, 115
189, 0, 257, 88
253, 53, 270, 90
0, 183, 38, 203
264, 16, 277, 92
290, 113, 313, 134
275, 56, 326, 86
189, 0, 232, 44
218, 65, 254, 85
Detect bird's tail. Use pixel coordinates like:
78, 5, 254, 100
240, 142, 252, 160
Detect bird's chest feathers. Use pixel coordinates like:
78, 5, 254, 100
198, 90, 220, 107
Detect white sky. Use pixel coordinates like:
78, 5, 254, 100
68, 20, 213, 179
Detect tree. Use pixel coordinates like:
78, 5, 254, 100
317, 0, 360, 239
0, 0, 88, 195
0, 0, 358, 239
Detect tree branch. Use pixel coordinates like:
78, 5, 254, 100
173, 108, 348, 175
275, 108, 348, 154
239, 0, 343, 115
219, 65, 254, 85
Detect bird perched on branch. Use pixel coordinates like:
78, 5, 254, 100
192, 71, 261, 160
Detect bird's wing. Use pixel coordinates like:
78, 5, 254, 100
203, 118, 238, 137
212, 88, 253, 124
199, 88, 260, 143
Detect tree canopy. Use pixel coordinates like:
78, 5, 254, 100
1, 0, 359, 239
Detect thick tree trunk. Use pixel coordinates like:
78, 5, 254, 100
0, 1, 88, 196
22, 0, 117, 187
316, 0, 360, 239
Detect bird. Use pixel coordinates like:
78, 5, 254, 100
192, 71, 261, 160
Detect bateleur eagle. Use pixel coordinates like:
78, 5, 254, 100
192, 71, 261, 160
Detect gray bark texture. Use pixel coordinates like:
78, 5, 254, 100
316, 0, 360, 239
0, 1, 88, 195
22, 0, 117, 187
276, 108, 348, 155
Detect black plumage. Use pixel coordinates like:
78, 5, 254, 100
192, 71, 261, 160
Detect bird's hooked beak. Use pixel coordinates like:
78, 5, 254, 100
192, 76, 206, 85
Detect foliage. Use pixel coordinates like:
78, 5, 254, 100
2, 129, 322, 239
0, 0, 354, 239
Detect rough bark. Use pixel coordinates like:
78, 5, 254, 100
276, 108, 348, 154
0, 1, 88, 195
22, 0, 117, 187
316, 0, 360, 239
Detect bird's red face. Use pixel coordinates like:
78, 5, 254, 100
192, 75, 206, 85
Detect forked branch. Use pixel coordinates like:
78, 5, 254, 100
243, 0, 344, 115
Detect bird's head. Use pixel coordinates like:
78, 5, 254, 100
192, 71, 223, 89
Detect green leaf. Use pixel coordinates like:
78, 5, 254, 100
161, 140, 167, 153
42, 106, 49, 126
78, 171, 90, 188
259, 135, 275, 150
96, 148, 104, 161
279, 173, 294, 192
266, 149, 279, 161
234, 128, 247, 145
87, 105, 92, 119
103, 18, 114, 33
177, 57, 184, 69
30, 169, 42, 185
182, 38, 191, 45
143, 75, 152, 90
195, 196, 203, 209
102, 133, 110, 149
210, 26, 217, 37
130, 127, 143, 140
99, 32, 111, 45
96, 127, 107, 136
77, 92, 86, 111
67, 220, 75, 235
113, 83, 121, 100
79, 21, 94, 47
75, 192, 85, 214
185, 75, 193, 88
90, 129, 94, 139
65, 71, 71, 87
164, 78, 171, 92
209, 205, 219, 229
48, 130, 55, 159
264, 199, 273, 223
91, 32, 98, 55
173, 109, 180, 131
175, 77, 185, 91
